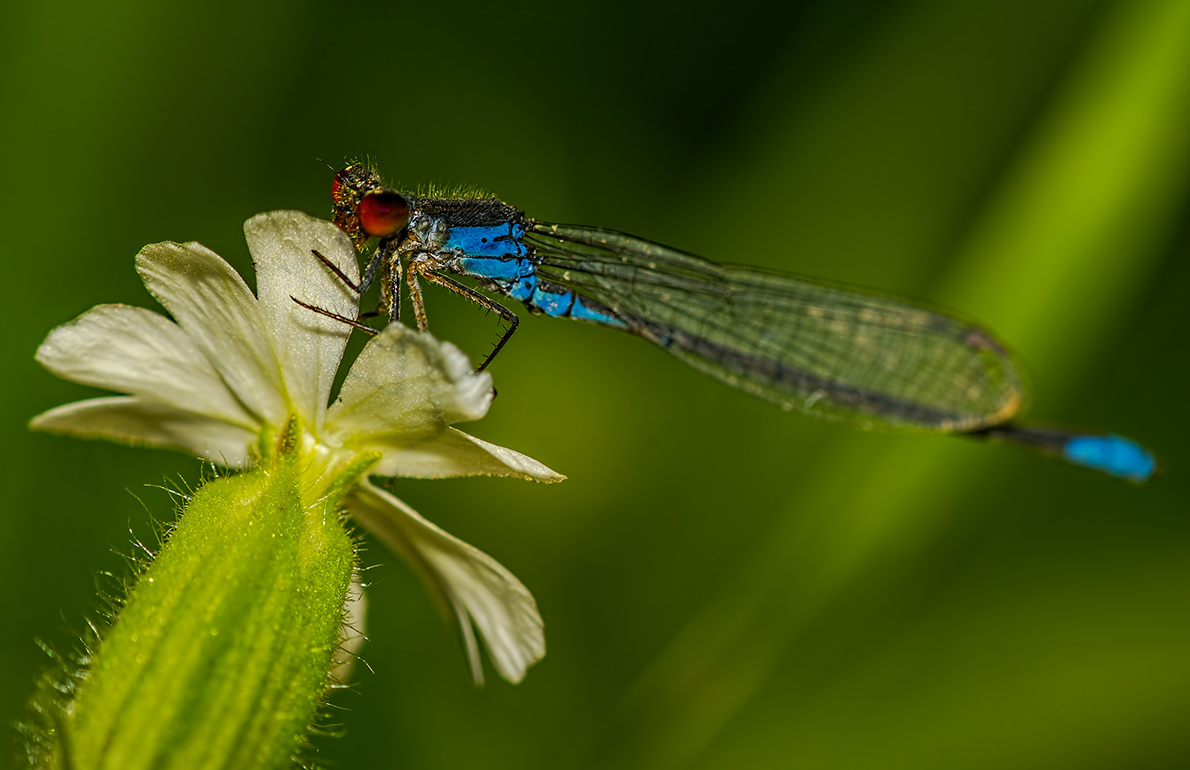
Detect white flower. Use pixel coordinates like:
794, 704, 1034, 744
31, 210, 562, 684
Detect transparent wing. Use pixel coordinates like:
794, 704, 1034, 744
526, 223, 1024, 432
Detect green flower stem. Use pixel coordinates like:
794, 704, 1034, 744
59, 417, 370, 770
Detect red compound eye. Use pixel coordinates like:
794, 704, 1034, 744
358, 190, 409, 238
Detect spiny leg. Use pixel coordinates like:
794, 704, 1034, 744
311, 248, 364, 293
416, 269, 520, 372
314, 238, 400, 321
289, 296, 378, 336
312, 234, 390, 297
303, 238, 398, 327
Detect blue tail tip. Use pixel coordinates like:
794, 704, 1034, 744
1063, 434, 1156, 482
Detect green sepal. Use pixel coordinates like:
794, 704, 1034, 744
52, 417, 357, 770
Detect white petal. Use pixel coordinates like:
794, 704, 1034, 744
35, 304, 254, 428
346, 479, 545, 684
30, 396, 256, 465
327, 324, 562, 480
367, 427, 566, 482
331, 576, 368, 684
245, 211, 358, 430
137, 240, 285, 424
326, 324, 493, 437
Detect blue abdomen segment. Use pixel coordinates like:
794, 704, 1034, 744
570, 295, 628, 326
526, 283, 628, 327
445, 224, 528, 257
529, 283, 575, 316
451, 252, 628, 329
1063, 435, 1156, 481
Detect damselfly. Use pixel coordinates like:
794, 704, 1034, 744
296, 163, 1155, 481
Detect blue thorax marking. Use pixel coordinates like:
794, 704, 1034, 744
444, 223, 528, 257
456, 256, 535, 282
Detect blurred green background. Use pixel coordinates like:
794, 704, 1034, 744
3, 0, 1189, 767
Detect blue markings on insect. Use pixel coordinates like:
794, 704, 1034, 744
457, 256, 535, 281
445, 225, 528, 257
531, 285, 575, 316
1062, 434, 1156, 481
453, 250, 627, 327
445, 220, 624, 325
570, 296, 629, 327
509, 273, 537, 302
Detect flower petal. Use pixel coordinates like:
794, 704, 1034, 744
245, 211, 359, 430
367, 428, 565, 481
331, 576, 368, 684
30, 396, 256, 465
35, 304, 254, 428
137, 240, 285, 424
325, 324, 562, 479
326, 324, 493, 438
346, 479, 545, 684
